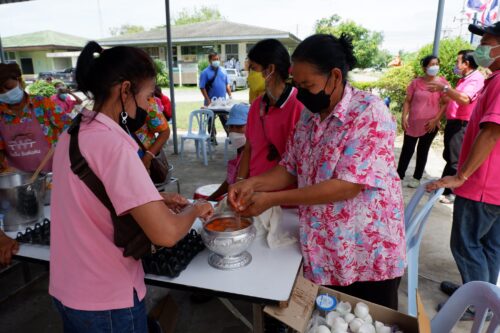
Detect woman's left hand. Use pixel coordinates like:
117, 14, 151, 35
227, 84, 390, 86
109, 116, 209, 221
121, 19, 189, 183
425, 117, 440, 133
239, 192, 272, 217
160, 192, 189, 213
141, 154, 153, 171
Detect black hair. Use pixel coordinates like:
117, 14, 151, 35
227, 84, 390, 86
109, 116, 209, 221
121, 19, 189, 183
208, 52, 218, 61
75, 41, 156, 108
247, 39, 291, 81
291, 34, 357, 83
458, 49, 479, 69
154, 84, 162, 97
420, 55, 440, 68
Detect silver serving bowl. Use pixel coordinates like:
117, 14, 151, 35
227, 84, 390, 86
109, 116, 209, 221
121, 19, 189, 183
0, 172, 47, 231
201, 213, 256, 270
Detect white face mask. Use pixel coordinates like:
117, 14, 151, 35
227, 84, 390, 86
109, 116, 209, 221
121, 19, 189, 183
0, 84, 24, 105
426, 65, 440, 76
228, 132, 246, 149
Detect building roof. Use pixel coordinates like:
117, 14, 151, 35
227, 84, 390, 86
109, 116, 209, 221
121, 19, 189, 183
3, 30, 88, 51
99, 21, 301, 46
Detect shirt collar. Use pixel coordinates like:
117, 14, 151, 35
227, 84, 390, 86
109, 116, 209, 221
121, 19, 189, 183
261, 84, 294, 112
306, 83, 354, 125
487, 69, 500, 81
81, 109, 138, 148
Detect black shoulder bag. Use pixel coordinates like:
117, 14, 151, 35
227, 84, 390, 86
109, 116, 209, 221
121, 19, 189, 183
67, 114, 152, 259
204, 67, 219, 94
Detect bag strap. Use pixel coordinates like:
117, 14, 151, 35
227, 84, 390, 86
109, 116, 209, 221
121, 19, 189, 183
68, 114, 118, 216
206, 66, 219, 89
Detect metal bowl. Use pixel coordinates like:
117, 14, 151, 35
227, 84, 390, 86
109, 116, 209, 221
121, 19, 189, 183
201, 213, 256, 270
0, 172, 47, 231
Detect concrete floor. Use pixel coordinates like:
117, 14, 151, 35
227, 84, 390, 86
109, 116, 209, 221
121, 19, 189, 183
0, 133, 479, 333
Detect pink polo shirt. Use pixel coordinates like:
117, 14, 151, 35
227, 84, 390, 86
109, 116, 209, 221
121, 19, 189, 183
446, 70, 484, 121
50, 94, 77, 114
406, 77, 449, 137
246, 86, 303, 177
455, 70, 500, 205
49, 109, 163, 311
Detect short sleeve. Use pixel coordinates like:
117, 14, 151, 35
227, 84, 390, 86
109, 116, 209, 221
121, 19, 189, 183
334, 100, 396, 189
406, 80, 416, 100
145, 98, 168, 133
199, 70, 207, 89
46, 98, 72, 132
225, 72, 230, 85
479, 79, 500, 126
279, 128, 298, 176
86, 135, 163, 215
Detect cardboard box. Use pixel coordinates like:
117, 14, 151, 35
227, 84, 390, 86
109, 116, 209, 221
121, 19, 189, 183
264, 276, 431, 333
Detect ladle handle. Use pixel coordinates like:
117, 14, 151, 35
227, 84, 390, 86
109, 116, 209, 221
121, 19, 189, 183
29, 147, 55, 183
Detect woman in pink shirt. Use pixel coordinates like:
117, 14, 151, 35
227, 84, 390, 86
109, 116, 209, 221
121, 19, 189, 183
49, 41, 213, 333
50, 81, 82, 115
236, 39, 303, 182
229, 34, 405, 310
397, 55, 449, 188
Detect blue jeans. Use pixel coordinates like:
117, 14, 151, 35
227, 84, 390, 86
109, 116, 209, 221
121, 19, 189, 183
451, 196, 500, 285
52, 291, 148, 333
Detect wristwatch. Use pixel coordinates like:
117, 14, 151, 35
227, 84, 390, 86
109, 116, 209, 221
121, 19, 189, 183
443, 85, 449, 93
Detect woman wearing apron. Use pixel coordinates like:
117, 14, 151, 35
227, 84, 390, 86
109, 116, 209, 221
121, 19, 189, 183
0, 63, 72, 172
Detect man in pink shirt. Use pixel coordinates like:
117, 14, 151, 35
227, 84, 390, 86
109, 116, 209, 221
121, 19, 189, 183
427, 50, 485, 203
428, 22, 500, 319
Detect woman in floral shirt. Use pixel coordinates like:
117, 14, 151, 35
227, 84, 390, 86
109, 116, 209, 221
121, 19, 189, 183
229, 34, 405, 309
0, 63, 71, 172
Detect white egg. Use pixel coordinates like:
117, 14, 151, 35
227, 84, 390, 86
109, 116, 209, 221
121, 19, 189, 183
336, 301, 352, 315
326, 311, 341, 326
344, 313, 355, 323
374, 321, 384, 329
358, 323, 376, 333
349, 318, 365, 333
363, 314, 373, 324
354, 302, 370, 318
376, 325, 392, 333
316, 325, 331, 333
331, 317, 348, 333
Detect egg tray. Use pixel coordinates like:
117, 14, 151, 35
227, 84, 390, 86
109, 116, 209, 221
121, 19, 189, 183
142, 229, 205, 278
15, 219, 51, 245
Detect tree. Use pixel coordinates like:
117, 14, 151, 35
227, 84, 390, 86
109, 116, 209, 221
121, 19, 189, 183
314, 15, 385, 69
173, 6, 223, 26
109, 24, 145, 36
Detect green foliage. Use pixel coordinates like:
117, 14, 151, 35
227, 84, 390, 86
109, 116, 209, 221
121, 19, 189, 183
413, 37, 472, 87
28, 80, 56, 97
198, 59, 209, 72
154, 60, 170, 87
315, 14, 385, 69
174, 6, 223, 25
350, 81, 378, 91
109, 24, 145, 36
376, 65, 416, 112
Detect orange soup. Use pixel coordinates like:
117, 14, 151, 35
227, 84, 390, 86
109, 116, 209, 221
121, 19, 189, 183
205, 218, 251, 232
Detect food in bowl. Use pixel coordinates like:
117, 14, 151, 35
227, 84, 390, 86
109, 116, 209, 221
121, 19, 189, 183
204, 217, 251, 232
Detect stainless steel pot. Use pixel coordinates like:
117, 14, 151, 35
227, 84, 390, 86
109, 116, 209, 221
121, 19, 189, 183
0, 172, 47, 232
201, 213, 256, 270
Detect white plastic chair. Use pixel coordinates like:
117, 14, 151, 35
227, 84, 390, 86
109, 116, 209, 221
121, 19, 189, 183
431, 281, 500, 333
405, 182, 444, 316
180, 109, 214, 166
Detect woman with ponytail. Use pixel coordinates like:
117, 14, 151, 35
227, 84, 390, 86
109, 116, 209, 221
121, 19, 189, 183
229, 34, 405, 309
49, 41, 213, 333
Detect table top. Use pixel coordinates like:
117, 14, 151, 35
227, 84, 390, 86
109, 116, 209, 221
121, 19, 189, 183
7, 206, 303, 304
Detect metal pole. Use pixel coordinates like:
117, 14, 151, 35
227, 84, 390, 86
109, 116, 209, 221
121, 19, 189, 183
470, 12, 478, 44
432, 0, 446, 56
164, 0, 178, 154
0, 34, 5, 63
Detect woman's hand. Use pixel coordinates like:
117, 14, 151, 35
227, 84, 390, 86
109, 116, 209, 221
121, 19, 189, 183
239, 192, 272, 217
0, 233, 19, 266
402, 114, 409, 132
141, 154, 153, 171
425, 117, 440, 133
192, 199, 214, 221
426, 175, 465, 192
160, 192, 189, 213
228, 179, 256, 212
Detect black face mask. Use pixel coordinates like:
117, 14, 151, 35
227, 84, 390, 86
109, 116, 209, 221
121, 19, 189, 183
120, 96, 148, 133
296, 75, 335, 114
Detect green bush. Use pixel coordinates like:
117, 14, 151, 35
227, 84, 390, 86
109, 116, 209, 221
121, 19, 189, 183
350, 81, 378, 91
154, 59, 170, 87
198, 59, 209, 73
27, 80, 56, 97
376, 64, 416, 112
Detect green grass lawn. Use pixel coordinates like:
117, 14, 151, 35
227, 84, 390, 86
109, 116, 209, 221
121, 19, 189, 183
171, 101, 225, 132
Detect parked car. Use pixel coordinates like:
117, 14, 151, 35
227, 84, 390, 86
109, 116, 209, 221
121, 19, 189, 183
226, 69, 248, 91
38, 68, 77, 89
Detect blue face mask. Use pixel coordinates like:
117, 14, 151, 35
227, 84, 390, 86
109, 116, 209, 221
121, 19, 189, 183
59, 94, 68, 100
212, 60, 220, 68
453, 65, 462, 76
0, 85, 24, 105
